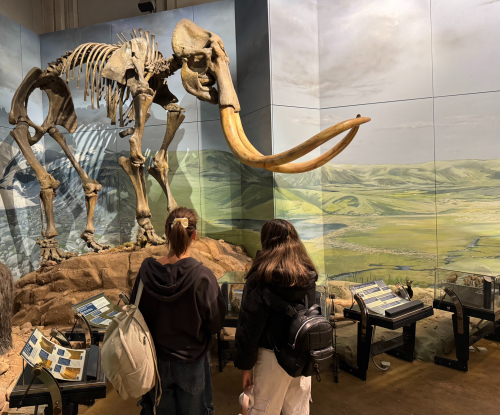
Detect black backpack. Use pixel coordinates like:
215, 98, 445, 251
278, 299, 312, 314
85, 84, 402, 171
267, 295, 334, 382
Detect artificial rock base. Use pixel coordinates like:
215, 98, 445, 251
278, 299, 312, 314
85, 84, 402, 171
12, 237, 252, 327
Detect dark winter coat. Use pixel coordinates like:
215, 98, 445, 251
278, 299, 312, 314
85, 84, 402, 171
234, 270, 318, 370
130, 257, 225, 363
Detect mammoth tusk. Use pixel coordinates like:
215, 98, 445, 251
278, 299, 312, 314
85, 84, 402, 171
265, 125, 360, 173
219, 107, 370, 171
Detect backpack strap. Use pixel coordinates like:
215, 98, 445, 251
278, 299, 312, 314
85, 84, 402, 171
135, 279, 144, 307
131, 281, 161, 414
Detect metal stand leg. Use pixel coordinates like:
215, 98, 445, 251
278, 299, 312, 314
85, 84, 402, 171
485, 321, 500, 342
340, 322, 373, 381
386, 322, 416, 362
435, 312, 470, 371
61, 403, 78, 415
217, 331, 224, 372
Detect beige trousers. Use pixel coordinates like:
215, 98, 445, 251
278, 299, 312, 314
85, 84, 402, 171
249, 348, 311, 415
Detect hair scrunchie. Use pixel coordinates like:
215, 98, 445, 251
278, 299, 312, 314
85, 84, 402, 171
172, 217, 189, 228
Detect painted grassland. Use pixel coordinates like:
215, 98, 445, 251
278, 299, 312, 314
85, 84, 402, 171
140, 152, 499, 288
276, 159, 499, 287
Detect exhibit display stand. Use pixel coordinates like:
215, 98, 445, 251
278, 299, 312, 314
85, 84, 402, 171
433, 269, 500, 371
340, 281, 433, 381
8, 292, 128, 414
10, 334, 105, 415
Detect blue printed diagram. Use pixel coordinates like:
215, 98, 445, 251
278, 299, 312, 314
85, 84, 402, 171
19, 328, 87, 382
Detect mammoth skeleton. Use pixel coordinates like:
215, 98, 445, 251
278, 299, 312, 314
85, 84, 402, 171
8, 19, 370, 264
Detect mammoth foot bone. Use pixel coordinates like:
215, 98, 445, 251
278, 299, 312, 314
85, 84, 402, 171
36, 238, 77, 265
136, 218, 165, 248
81, 231, 110, 252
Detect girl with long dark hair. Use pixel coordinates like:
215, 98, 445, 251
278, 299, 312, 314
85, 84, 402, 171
234, 219, 317, 415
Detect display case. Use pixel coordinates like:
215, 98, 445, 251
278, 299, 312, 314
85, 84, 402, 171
218, 271, 247, 322
216, 271, 331, 371
218, 272, 330, 319
434, 268, 500, 316
433, 268, 500, 371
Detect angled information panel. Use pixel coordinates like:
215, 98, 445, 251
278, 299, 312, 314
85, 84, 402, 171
350, 280, 408, 315
71, 293, 123, 328
20, 328, 87, 381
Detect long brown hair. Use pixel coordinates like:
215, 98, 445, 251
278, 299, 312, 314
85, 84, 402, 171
248, 219, 316, 287
165, 207, 198, 257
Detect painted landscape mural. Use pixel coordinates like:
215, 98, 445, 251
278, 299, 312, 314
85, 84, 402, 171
1, 0, 499, 287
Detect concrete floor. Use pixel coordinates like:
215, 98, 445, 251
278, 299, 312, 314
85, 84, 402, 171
81, 338, 500, 415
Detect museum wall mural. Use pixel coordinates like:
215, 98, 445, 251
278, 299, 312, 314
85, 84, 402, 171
1, 0, 498, 284
0, 15, 43, 279
0, 1, 247, 280
317, 0, 500, 286
268, 0, 326, 273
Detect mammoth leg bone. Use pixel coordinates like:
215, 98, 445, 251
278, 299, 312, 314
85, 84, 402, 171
10, 122, 76, 264
119, 93, 164, 247
48, 127, 110, 252
148, 103, 186, 215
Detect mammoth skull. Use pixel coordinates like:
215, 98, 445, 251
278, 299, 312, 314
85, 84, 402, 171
172, 19, 370, 174
172, 19, 240, 111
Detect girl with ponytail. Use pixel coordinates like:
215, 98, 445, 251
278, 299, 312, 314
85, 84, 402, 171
130, 207, 225, 415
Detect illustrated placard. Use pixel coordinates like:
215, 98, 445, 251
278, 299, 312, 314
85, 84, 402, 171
71, 293, 123, 328
350, 280, 408, 315
21, 329, 86, 381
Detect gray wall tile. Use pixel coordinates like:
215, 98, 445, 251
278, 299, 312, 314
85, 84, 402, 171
318, 0, 433, 108
434, 92, 500, 274
431, 0, 500, 96
0, 14, 22, 128
269, 0, 320, 109
235, 0, 271, 116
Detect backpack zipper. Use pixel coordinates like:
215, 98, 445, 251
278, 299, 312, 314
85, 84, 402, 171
291, 317, 326, 349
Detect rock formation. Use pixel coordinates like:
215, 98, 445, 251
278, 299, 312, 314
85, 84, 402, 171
0, 262, 13, 354
12, 237, 252, 327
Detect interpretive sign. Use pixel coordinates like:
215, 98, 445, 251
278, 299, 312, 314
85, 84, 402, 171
21, 328, 86, 381
350, 280, 409, 315
71, 293, 122, 329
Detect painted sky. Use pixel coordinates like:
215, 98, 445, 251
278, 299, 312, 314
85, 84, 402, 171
0, 15, 22, 128
431, 0, 500, 96
318, 0, 433, 108
321, 98, 434, 165
270, 0, 320, 109
434, 92, 500, 161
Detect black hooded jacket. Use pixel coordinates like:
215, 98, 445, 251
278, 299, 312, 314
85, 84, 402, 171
234, 270, 318, 371
130, 257, 225, 363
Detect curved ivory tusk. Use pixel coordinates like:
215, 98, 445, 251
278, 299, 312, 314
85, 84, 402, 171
219, 107, 370, 170
265, 125, 360, 173
235, 116, 360, 173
